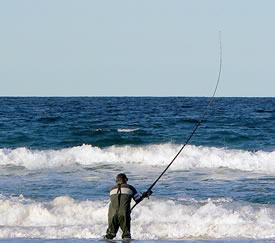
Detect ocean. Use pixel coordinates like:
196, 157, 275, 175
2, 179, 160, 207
0, 97, 274, 242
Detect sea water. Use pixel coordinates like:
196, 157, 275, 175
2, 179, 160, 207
0, 97, 275, 242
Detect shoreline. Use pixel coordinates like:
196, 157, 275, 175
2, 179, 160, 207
1, 239, 275, 243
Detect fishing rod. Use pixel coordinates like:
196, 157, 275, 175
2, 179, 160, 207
131, 32, 223, 211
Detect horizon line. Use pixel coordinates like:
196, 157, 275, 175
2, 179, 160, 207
0, 95, 274, 98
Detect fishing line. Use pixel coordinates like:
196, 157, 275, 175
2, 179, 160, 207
131, 32, 223, 211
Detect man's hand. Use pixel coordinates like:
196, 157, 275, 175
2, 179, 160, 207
142, 190, 153, 199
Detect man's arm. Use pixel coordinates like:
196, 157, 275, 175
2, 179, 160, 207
130, 185, 152, 203
131, 186, 142, 203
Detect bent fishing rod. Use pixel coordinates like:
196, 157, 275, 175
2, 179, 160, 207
131, 33, 223, 211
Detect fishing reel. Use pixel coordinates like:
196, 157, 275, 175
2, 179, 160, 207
142, 190, 153, 199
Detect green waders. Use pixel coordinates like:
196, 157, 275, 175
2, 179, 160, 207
106, 209, 131, 239
105, 183, 137, 239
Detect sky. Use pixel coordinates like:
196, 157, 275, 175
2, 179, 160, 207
0, 0, 274, 97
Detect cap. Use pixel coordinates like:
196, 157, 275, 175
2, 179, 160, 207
116, 173, 128, 183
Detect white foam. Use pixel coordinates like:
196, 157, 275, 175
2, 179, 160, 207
0, 195, 274, 239
0, 144, 275, 173
117, 128, 140, 132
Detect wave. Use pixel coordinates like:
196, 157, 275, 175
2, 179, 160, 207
0, 144, 275, 172
117, 128, 140, 133
0, 195, 274, 239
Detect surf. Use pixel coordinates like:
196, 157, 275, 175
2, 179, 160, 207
0, 195, 274, 240
0, 144, 275, 173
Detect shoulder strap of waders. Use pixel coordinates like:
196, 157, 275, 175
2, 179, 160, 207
117, 184, 122, 210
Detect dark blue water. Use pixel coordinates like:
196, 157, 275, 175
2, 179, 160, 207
1, 97, 274, 150
0, 97, 275, 240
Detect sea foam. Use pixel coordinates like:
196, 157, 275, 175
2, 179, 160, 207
117, 128, 140, 132
0, 144, 275, 173
0, 195, 274, 239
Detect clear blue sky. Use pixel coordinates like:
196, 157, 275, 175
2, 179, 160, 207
0, 0, 274, 96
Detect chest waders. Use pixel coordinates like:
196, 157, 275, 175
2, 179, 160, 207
106, 184, 132, 240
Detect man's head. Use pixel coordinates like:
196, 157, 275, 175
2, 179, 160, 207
116, 173, 128, 184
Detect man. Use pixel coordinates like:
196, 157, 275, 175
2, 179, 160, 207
104, 173, 152, 240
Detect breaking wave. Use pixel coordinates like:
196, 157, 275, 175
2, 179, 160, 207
0, 144, 275, 173
0, 195, 274, 239
117, 128, 140, 133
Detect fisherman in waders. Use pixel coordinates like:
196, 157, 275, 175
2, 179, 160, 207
104, 173, 151, 240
